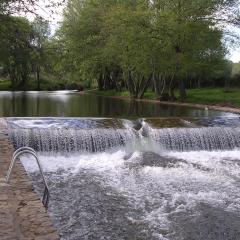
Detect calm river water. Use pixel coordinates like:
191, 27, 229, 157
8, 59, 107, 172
0, 90, 238, 118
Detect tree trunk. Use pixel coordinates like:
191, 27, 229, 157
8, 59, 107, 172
138, 74, 152, 99
36, 65, 40, 91
224, 77, 230, 91
97, 73, 103, 90
179, 78, 187, 101
127, 71, 136, 99
9, 67, 16, 90
153, 72, 161, 100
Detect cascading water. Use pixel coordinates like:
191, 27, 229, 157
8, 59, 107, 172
8, 128, 138, 153
147, 126, 240, 151
7, 119, 240, 153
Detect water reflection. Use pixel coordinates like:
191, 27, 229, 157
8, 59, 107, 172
0, 91, 239, 118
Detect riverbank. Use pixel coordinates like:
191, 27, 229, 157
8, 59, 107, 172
0, 119, 59, 239
0, 77, 83, 91
87, 88, 240, 114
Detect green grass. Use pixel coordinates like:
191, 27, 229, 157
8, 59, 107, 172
185, 88, 240, 107
142, 90, 155, 99
0, 78, 11, 90
89, 88, 240, 108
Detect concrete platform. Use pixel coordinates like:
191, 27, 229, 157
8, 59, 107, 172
0, 119, 59, 240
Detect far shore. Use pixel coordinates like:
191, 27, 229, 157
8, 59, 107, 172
85, 89, 240, 115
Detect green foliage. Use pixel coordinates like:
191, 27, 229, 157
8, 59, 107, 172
30, 17, 51, 90
0, 0, 239, 96
0, 16, 34, 89
58, 0, 239, 100
0, 16, 57, 90
0, 78, 11, 90
232, 62, 240, 76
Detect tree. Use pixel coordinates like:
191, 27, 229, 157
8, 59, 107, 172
58, 0, 240, 100
0, 0, 65, 17
0, 17, 34, 89
31, 17, 50, 90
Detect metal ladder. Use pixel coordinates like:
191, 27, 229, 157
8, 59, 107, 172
6, 147, 50, 209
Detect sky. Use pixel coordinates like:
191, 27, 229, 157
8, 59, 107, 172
230, 51, 240, 63
23, 0, 64, 33
226, 25, 240, 63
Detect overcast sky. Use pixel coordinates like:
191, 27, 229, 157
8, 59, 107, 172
230, 49, 240, 63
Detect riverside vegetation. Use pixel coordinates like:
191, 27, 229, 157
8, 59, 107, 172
0, 0, 240, 106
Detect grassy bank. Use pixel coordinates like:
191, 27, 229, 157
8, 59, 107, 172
0, 78, 11, 90
0, 75, 82, 91
0, 76, 61, 91
185, 88, 240, 107
89, 88, 240, 108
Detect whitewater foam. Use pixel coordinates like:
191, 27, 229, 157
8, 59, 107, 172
20, 149, 240, 239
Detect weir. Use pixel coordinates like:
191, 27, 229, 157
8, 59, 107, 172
5, 118, 240, 240
7, 120, 240, 152
147, 127, 240, 151
8, 128, 139, 153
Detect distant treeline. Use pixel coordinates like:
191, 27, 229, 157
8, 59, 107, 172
56, 0, 240, 101
0, 0, 240, 100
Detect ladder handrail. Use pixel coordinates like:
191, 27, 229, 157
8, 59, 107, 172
6, 147, 50, 208
12, 147, 36, 159
6, 147, 37, 181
